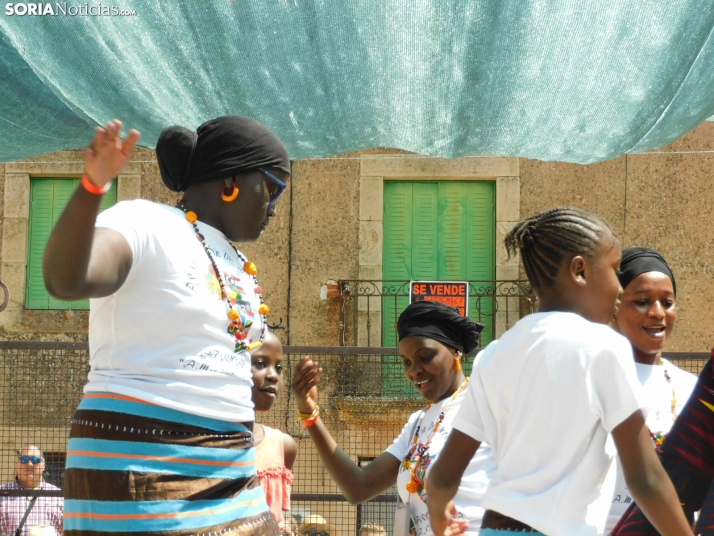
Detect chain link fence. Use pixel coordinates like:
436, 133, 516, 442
0, 341, 709, 536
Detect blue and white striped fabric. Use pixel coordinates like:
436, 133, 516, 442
64, 392, 278, 536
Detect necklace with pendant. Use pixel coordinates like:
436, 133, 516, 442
649, 367, 678, 448
178, 200, 269, 352
404, 378, 469, 495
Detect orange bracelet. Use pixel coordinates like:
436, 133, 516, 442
81, 174, 111, 195
302, 416, 320, 427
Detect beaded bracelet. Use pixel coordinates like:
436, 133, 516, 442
302, 416, 320, 427
81, 174, 112, 195
298, 404, 320, 422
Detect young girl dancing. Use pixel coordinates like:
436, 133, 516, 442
251, 331, 297, 532
426, 207, 694, 536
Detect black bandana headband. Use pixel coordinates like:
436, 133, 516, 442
618, 247, 677, 295
156, 116, 290, 192
397, 301, 484, 354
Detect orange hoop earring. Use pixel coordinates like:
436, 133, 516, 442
221, 183, 239, 202
454, 352, 463, 372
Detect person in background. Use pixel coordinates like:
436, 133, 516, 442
298, 515, 338, 536
611, 347, 714, 535
282, 514, 299, 536
604, 248, 697, 534
252, 331, 298, 532
359, 522, 386, 536
0, 445, 63, 536
292, 301, 495, 535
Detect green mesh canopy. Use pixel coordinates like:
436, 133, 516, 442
1, 1, 714, 163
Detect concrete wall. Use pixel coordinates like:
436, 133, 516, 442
1, 123, 712, 346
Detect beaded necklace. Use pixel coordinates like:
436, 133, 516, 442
178, 200, 269, 353
403, 377, 469, 495
650, 366, 678, 447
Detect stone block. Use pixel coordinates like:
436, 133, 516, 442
1, 218, 27, 263
359, 220, 382, 266
1, 261, 26, 308
117, 174, 141, 201
496, 265, 520, 281
496, 176, 520, 222
4, 174, 30, 218
361, 155, 519, 178
358, 264, 383, 281
359, 176, 383, 222
496, 222, 518, 267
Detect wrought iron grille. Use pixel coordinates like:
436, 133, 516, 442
0, 342, 709, 536
336, 279, 535, 347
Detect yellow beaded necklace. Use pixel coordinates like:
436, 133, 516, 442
404, 377, 469, 495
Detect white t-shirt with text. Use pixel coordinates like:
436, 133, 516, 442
87, 200, 265, 422
386, 388, 497, 536
453, 312, 645, 536
604, 359, 697, 534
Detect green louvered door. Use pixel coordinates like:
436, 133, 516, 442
26, 178, 117, 310
382, 181, 495, 396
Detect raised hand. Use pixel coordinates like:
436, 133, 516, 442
291, 357, 322, 414
85, 119, 141, 188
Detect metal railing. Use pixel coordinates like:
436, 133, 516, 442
336, 279, 535, 346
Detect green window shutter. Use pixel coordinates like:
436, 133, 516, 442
410, 182, 439, 280
382, 180, 496, 396
26, 178, 117, 310
464, 182, 496, 347
26, 181, 54, 309
438, 182, 467, 279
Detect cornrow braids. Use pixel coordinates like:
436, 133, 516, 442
505, 207, 613, 294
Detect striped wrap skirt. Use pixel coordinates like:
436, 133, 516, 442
64, 392, 279, 536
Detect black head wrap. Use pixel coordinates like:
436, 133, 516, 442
619, 247, 677, 295
156, 116, 290, 192
397, 301, 485, 354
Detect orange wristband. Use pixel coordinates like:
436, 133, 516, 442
302, 416, 320, 427
81, 174, 111, 195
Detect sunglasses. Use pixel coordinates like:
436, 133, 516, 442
18, 456, 43, 464
304, 531, 330, 536
259, 168, 287, 212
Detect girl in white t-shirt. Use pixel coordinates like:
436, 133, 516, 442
605, 247, 697, 534
291, 300, 497, 536
426, 207, 694, 536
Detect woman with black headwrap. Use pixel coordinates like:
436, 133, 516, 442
605, 248, 697, 534
43, 117, 290, 535
292, 301, 496, 535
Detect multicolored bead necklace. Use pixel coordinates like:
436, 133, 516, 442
404, 377, 469, 495
649, 367, 678, 448
178, 200, 269, 353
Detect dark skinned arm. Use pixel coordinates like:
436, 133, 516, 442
283, 432, 298, 471
426, 429, 479, 536
612, 410, 695, 536
292, 357, 401, 504
43, 120, 139, 300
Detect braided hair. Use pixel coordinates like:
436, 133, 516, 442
505, 207, 613, 294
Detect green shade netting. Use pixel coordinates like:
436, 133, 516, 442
1, 1, 714, 164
